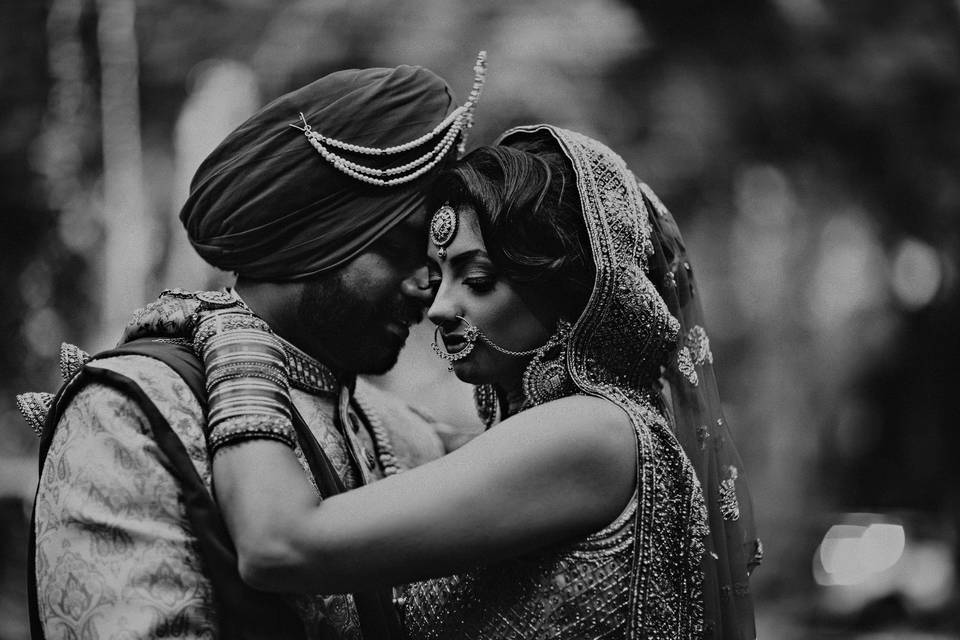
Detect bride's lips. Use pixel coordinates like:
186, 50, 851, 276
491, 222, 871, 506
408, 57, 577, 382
441, 334, 468, 354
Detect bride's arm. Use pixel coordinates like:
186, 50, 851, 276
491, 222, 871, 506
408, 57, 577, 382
214, 394, 636, 594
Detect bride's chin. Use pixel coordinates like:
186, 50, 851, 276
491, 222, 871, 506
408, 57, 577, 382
450, 361, 479, 384
450, 360, 494, 386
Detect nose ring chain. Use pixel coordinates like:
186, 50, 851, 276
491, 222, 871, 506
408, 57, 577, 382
431, 322, 478, 366
431, 316, 543, 370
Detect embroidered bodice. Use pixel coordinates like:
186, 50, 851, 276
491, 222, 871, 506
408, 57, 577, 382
401, 395, 704, 640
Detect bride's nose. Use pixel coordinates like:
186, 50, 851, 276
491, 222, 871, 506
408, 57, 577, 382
427, 285, 459, 329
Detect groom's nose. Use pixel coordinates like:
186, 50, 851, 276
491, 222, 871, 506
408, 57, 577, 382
400, 266, 434, 307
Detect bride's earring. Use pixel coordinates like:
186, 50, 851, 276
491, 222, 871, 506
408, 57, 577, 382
473, 383, 502, 429
521, 320, 574, 409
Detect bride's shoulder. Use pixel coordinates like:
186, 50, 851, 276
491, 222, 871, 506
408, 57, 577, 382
500, 394, 634, 459
488, 395, 635, 504
523, 394, 630, 427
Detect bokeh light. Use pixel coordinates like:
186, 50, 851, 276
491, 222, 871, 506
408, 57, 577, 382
891, 237, 942, 309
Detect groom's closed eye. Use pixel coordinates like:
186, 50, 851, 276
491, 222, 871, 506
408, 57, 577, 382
376, 233, 425, 270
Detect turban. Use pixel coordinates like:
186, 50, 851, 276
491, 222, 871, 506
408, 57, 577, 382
180, 65, 460, 281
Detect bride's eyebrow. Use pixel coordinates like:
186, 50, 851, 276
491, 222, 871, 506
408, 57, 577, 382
449, 249, 491, 269
427, 249, 493, 273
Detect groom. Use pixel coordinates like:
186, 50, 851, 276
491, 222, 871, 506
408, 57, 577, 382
25, 60, 482, 639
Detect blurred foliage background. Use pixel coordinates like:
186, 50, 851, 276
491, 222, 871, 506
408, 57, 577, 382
1, 0, 958, 637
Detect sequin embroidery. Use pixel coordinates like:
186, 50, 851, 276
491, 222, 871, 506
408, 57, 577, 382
403, 125, 708, 639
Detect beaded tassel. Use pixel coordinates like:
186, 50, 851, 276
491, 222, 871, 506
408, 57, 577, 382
459, 50, 487, 154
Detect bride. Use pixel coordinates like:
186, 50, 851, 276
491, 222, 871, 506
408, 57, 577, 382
141, 125, 759, 638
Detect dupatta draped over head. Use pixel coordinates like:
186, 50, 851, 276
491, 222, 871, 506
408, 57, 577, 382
180, 65, 460, 281
498, 125, 759, 638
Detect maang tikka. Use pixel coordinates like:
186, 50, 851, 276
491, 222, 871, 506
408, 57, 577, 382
430, 203, 458, 259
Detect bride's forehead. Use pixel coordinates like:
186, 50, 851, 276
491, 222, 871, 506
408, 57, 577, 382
428, 203, 486, 255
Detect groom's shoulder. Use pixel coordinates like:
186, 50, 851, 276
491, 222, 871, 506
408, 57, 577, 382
87, 351, 200, 408
30, 339, 202, 427
41, 339, 206, 445
46, 342, 211, 487
49, 350, 207, 463
97, 338, 202, 389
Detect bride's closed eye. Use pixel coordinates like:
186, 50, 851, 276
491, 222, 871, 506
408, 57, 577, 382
463, 275, 496, 294
427, 268, 442, 293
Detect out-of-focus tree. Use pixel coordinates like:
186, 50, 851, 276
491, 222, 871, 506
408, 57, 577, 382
0, 4, 66, 636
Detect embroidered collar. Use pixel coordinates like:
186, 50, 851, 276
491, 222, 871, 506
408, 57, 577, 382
276, 335, 401, 478
276, 335, 353, 396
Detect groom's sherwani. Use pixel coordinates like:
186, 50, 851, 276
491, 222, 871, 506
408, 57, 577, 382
31, 337, 444, 639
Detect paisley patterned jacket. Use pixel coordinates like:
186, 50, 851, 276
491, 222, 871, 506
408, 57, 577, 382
31, 341, 444, 639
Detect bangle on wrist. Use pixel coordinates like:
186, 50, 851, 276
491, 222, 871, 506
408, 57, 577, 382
208, 414, 297, 454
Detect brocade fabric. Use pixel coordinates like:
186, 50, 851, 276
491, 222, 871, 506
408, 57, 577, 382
35, 353, 442, 639
35, 356, 217, 638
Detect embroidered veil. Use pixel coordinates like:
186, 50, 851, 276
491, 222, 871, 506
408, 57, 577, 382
642, 180, 760, 639
497, 125, 759, 638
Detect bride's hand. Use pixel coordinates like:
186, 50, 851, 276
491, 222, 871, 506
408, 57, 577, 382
116, 289, 204, 345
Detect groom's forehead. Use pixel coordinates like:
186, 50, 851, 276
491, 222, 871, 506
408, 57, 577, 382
404, 206, 428, 230
373, 207, 429, 249
390, 207, 429, 239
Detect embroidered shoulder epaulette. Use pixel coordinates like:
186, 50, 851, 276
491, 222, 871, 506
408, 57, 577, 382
16, 343, 91, 437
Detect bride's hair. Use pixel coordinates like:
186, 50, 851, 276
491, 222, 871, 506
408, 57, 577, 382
428, 132, 594, 318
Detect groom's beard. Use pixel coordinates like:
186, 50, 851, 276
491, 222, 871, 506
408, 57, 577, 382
297, 274, 419, 376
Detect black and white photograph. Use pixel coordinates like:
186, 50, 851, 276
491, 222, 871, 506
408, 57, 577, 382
0, 1, 957, 638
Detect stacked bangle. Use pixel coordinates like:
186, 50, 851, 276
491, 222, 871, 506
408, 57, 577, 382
208, 414, 296, 452
194, 306, 297, 455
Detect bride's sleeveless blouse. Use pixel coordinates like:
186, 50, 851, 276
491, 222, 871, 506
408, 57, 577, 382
402, 126, 712, 639
402, 400, 704, 639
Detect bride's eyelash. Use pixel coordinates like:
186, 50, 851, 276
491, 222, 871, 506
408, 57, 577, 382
464, 276, 496, 293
